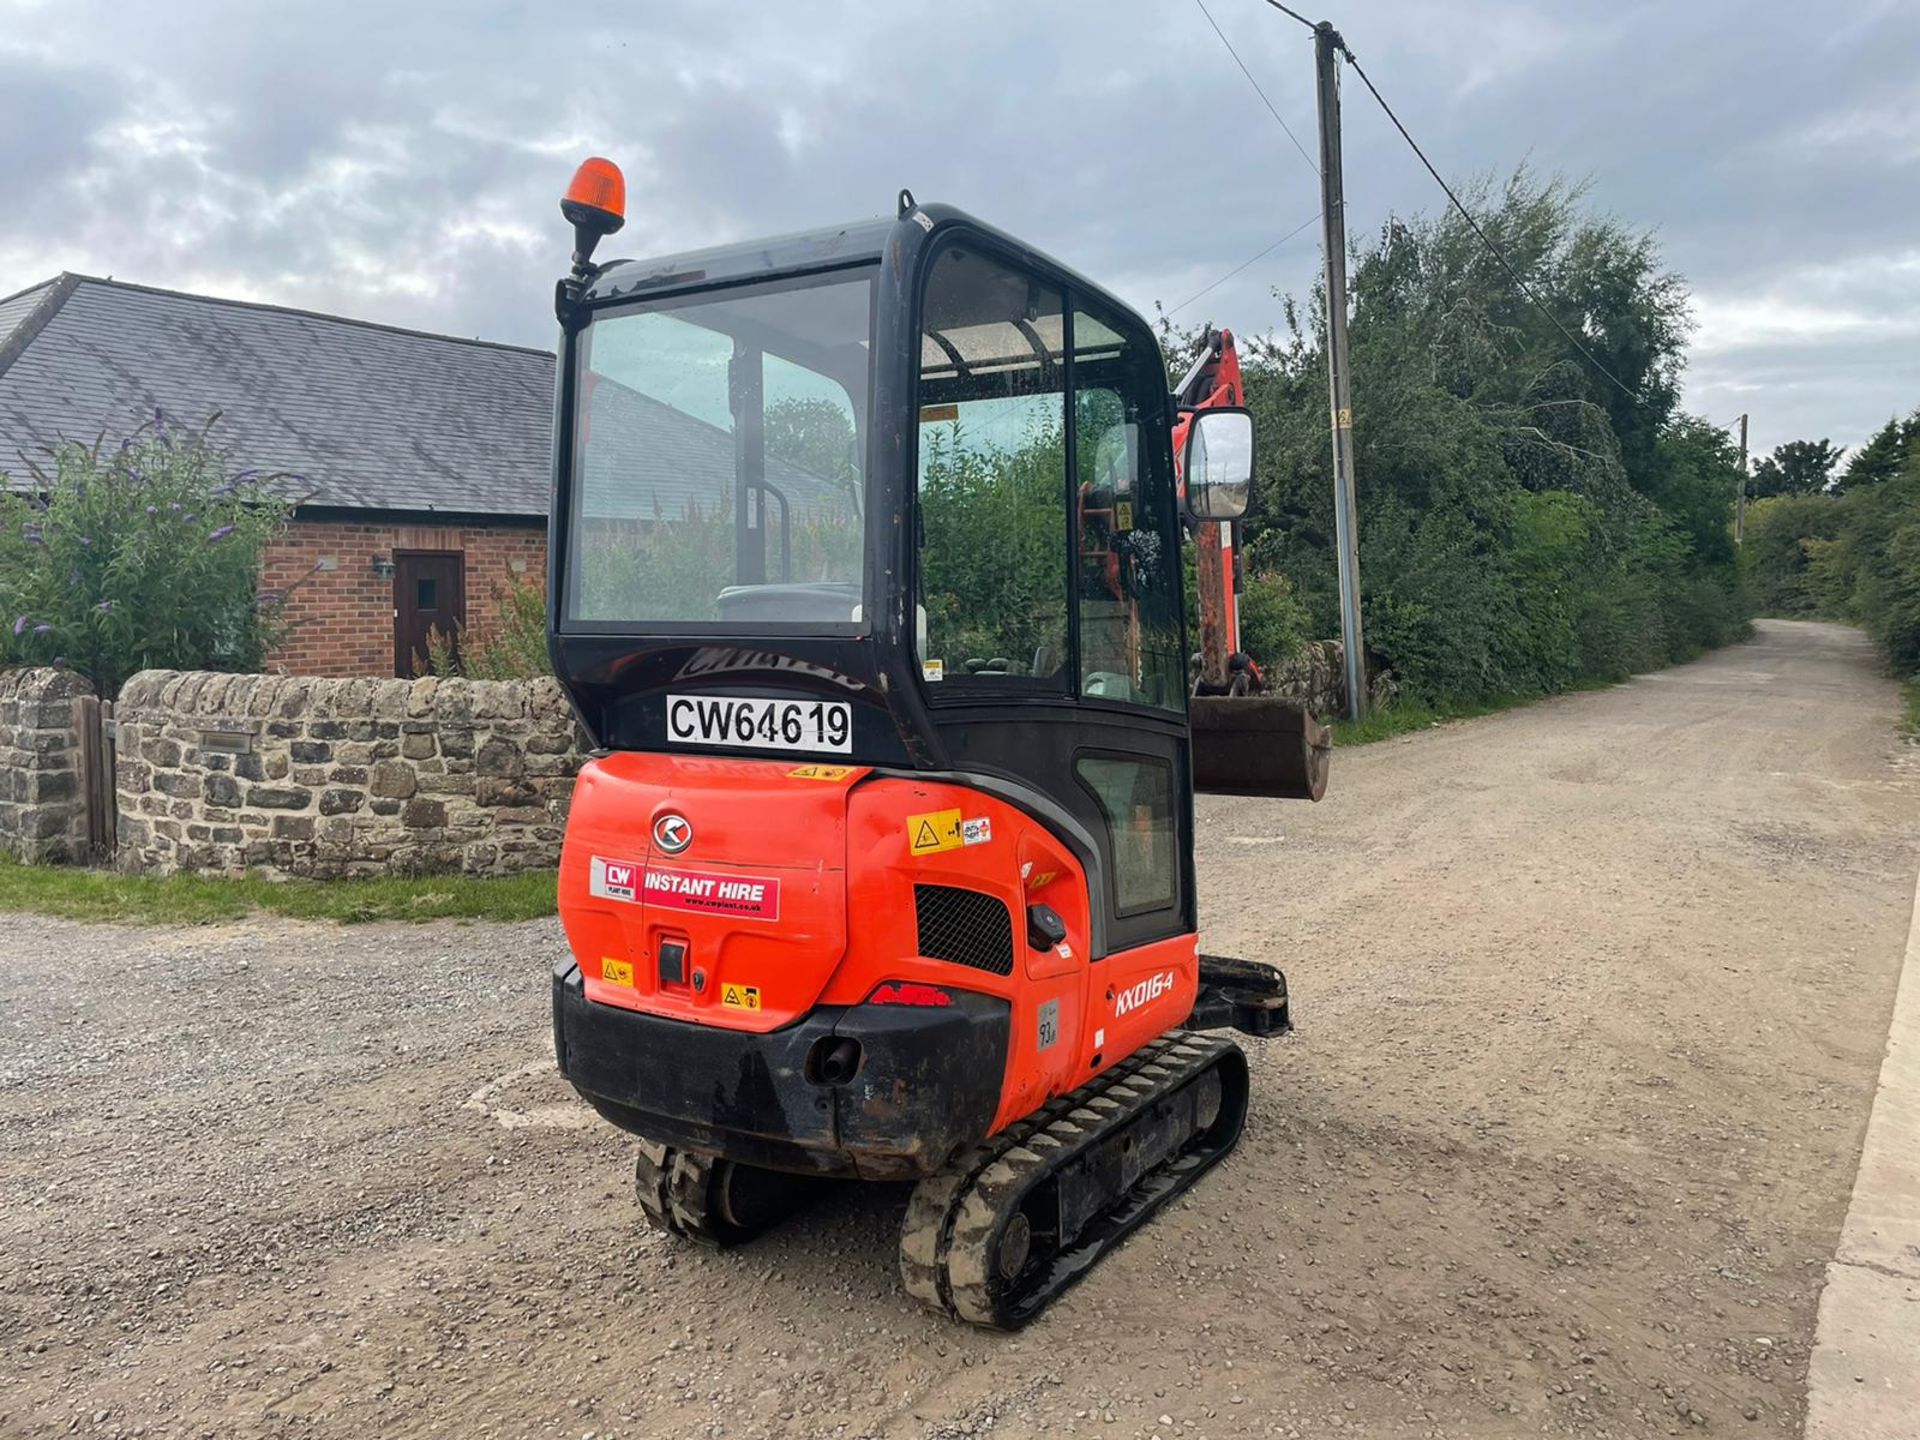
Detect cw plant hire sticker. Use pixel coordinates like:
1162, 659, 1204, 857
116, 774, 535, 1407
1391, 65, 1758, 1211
906, 809, 992, 855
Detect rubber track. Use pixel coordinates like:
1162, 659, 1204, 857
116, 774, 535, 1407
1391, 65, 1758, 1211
898, 1030, 1245, 1328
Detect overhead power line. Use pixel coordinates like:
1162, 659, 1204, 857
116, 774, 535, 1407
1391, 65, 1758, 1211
1259, 0, 1317, 30
1192, 0, 1319, 177
1332, 39, 1644, 405
1169, 210, 1323, 317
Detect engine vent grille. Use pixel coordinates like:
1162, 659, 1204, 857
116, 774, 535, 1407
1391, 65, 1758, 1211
913, 884, 1015, 977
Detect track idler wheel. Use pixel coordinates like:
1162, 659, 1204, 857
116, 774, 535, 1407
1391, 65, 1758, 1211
899, 1031, 1250, 1329
634, 1142, 825, 1247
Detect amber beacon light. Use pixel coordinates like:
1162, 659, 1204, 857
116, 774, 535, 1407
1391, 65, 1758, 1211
562, 156, 626, 276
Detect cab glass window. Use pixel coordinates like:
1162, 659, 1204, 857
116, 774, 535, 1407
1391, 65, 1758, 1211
1076, 754, 1178, 913
567, 271, 872, 629
1072, 303, 1183, 711
915, 245, 1068, 688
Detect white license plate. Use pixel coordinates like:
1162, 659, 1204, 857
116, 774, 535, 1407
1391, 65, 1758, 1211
666, 694, 853, 754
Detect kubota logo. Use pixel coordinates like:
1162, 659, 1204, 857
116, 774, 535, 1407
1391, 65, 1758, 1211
1114, 970, 1177, 1017
653, 813, 693, 854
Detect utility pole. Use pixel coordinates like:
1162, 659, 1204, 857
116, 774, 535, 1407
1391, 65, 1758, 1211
1735, 412, 1749, 545
1316, 21, 1367, 721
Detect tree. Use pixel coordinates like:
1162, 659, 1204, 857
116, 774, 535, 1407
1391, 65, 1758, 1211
1646, 415, 1740, 568
1160, 167, 1749, 706
1749, 438, 1845, 499
0, 416, 292, 696
765, 397, 860, 507
1837, 417, 1908, 492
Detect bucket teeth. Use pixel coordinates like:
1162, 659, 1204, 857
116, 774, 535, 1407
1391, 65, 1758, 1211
897, 1030, 1251, 1330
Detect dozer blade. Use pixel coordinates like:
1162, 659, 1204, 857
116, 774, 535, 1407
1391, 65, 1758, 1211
1189, 694, 1330, 800
899, 1032, 1249, 1330
1188, 953, 1292, 1037
634, 1143, 834, 1247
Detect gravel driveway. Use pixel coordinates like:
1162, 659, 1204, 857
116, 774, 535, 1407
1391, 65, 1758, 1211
3, 619, 1915, 1439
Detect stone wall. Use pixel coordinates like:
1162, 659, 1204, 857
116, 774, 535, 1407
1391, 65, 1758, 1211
1265, 639, 1347, 719
1263, 639, 1398, 718
0, 668, 95, 863
113, 670, 585, 878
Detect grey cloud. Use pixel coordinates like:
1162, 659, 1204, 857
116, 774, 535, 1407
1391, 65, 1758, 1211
2, 0, 1915, 459
0, 51, 117, 215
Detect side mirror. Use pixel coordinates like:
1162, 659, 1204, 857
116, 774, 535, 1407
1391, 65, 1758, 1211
1184, 407, 1254, 521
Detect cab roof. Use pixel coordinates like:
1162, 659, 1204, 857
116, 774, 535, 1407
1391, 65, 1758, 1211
584, 216, 897, 307
580, 202, 1154, 341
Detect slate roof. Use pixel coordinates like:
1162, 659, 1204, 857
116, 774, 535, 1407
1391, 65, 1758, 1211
0, 274, 556, 516
579, 376, 852, 525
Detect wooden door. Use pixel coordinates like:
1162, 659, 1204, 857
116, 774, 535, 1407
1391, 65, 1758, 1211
393, 551, 466, 677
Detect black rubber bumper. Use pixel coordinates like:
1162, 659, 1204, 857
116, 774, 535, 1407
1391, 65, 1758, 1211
552, 962, 1010, 1180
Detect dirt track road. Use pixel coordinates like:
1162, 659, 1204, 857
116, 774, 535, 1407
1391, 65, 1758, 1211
3, 619, 1917, 1439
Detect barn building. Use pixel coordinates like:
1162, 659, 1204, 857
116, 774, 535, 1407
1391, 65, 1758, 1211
0, 274, 552, 677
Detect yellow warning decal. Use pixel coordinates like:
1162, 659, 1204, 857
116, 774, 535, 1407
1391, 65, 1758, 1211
907, 808, 965, 855
601, 957, 634, 987
1025, 868, 1058, 890
920, 403, 960, 424
788, 764, 858, 782
720, 983, 762, 1011
1115, 500, 1134, 531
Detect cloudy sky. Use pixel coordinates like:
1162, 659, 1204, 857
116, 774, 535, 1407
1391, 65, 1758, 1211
2, 0, 1914, 459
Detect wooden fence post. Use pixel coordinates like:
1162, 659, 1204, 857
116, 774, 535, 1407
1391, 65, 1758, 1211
73, 694, 117, 860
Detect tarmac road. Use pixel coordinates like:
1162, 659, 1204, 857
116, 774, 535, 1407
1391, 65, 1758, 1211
2, 619, 1915, 1439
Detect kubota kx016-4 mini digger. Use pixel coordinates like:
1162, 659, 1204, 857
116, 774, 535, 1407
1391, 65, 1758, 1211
545, 158, 1330, 1328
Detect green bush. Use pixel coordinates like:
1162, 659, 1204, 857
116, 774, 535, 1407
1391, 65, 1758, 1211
1744, 494, 1851, 617
1739, 453, 1920, 680
0, 417, 291, 695
918, 420, 1069, 666
1236, 567, 1311, 667
426, 574, 552, 680
1848, 474, 1920, 673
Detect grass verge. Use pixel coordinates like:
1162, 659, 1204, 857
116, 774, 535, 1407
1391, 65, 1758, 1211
1330, 680, 1616, 747
0, 855, 557, 926
1902, 677, 1920, 739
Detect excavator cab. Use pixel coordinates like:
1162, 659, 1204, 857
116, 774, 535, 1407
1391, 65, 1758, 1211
546, 172, 1321, 1327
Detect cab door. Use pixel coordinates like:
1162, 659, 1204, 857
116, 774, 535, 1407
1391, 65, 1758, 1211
1062, 293, 1193, 953
911, 237, 1195, 957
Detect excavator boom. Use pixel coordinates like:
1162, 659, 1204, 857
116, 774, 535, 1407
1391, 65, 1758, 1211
1175, 328, 1331, 801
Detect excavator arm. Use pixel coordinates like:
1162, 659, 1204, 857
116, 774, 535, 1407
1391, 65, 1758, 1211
1172, 327, 1246, 692
1173, 328, 1331, 802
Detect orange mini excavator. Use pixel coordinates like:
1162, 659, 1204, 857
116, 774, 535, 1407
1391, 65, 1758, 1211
545, 159, 1329, 1328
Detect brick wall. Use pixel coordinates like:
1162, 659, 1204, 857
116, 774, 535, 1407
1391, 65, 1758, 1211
114, 669, 585, 878
0, 667, 95, 863
262, 516, 546, 678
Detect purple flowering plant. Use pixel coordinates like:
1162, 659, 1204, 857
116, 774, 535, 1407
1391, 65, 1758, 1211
1, 415, 293, 694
